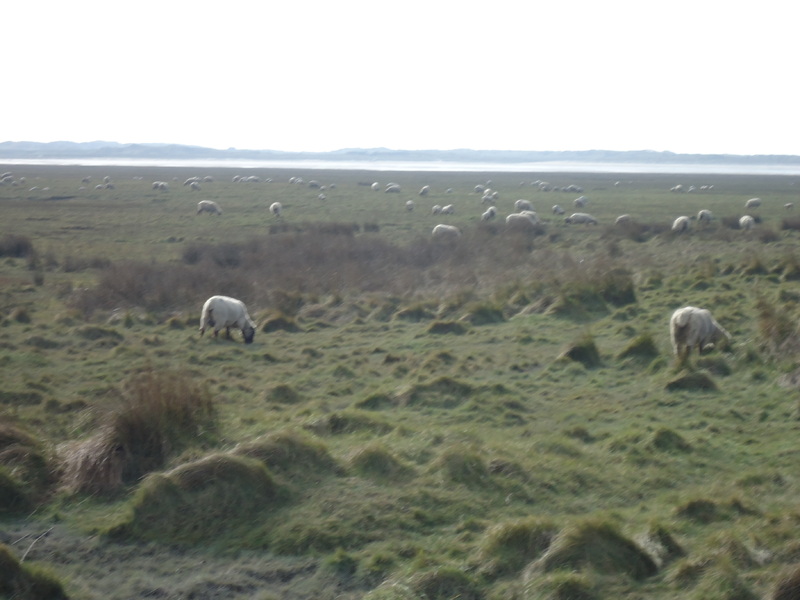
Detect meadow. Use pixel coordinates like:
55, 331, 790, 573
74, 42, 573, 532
1, 164, 800, 600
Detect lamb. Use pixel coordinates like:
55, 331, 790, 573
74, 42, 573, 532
371, 182, 380, 191
739, 215, 755, 230
514, 199, 534, 212
670, 306, 731, 361
269, 202, 282, 217
190, 181, 201, 191
671, 216, 691, 232
432, 224, 461, 239
745, 198, 761, 209
565, 212, 598, 225
197, 200, 222, 215
199, 295, 256, 344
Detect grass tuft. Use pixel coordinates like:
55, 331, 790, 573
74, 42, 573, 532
0, 543, 68, 600
477, 517, 558, 577
232, 429, 343, 480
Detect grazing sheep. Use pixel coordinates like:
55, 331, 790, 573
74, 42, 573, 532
739, 215, 755, 230
431, 205, 443, 215
269, 202, 282, 217
197, 200, 222, 215
474, 184, 486, 194
514, 199, 534, 212
440, 204, 455, 215
573, 196, 588, 208
671, 216, 691, 232
199, 295, 256, 344
745, 198, 761, 209
697, 209, 713, 223
371, 182, 380, 191
670, 306, 731, 361
565, 212, 598, 225
615, 214, 633, 225
670, 184, 684, 193
784, 202, 794, 210
318, 193, 327, 201
405, 200, 414, 212
184, 177, 200, 186
419, 185, 430, 196
432, 224, 461, 239
152, 181, 169, 191
506, 212, 540, 229
190, 181, 201, 191
481, 206, 497, 221
385, 184, 401, 193
552, 204, 565, 215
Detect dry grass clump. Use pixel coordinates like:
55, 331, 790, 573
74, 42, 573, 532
433, 445, 490, 488
531, 519, 658, 580
523, 570, 599, 600
303, 410, 394, 436
756, 297, 800, 357
113, 453, 282, 544
477, 517, 558, 577
558, 334, 601, 368
0, 424, 54, 512
618, 332, 659, 363
665, 370, 718, 391
771, 563, 800, 600
408, 567, 482, 600
688, 559, 759, 600
647, 428, 692, 453
636, 523, 686, 568
60, 368, 217, 495
0, 543, 68, 600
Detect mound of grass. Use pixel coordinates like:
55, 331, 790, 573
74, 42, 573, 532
558, 334, 601, 368
113, 453, 282, 544
265, 383, 303, 404
674, 498, 723, 523
232, 429, 343, 480
426, 320, 467, 335
665, 370, 718, 391
523, 571, 599, 600
398, 376, 474, 409
478, 517, 558, 577
648, 428, 692, 453
393, 304, 435, 322
0, 424, 54, 509
637, 523, 686, 568
0, 543, 68, 600
433, 445, 490, 488
0, 234, 35, 258
771, 563, 800, 600
303, 410, 393, 436
618, 333, 659, 362
460, 302, 506, 325
260, 314, 302, 333
347, 442, 415, 481
534, 519, 658, 580
0, 468, 30, 515
409, 567, 483, 600
74, 325, 123, 342
690, 560, 758, 600
60, 368, 217, 495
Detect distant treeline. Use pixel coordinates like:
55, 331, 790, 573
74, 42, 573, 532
2, 141, 800, 164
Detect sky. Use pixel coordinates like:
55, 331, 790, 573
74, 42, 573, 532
4, 1, 797, 156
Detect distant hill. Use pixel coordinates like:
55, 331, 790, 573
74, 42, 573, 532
2, 141, 800, 165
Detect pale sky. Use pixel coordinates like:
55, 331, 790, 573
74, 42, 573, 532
4, 1, 797, 156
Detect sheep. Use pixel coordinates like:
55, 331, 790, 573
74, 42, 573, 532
615, 214, 633, 225
269, 202, 282, 217
440, 204, 455, 215
481, 206, 497, 221
431, 205, 443, 215
573, 196, 588, 208
371, 182, 380, 191
697, 209, 713, 223
419, 185, 430, 196
405, 200, 414, 212
565, 212, 598, 225
152, 181, 169, 191
432, 224, 461, 239
505, 212, 540, 229
670, 306, 731, 361
197, 200, 222, 215
739, 215, 755, 230
385, 184, 401, 193
785, 202, 794, 210
671, 216, 691, 232
745, 198, 761, 209
514, 199, 534, 212
318, 193, 327, 201
670, 184, 684, 193
184, 177, 200, 186
552, 204, 565, 215
199, 295, 256, 344
190, 181, 201, 191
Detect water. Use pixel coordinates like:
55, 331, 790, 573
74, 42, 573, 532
2, 157, 800, 175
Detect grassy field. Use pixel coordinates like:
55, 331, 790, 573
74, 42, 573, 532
1, 164, 800, 600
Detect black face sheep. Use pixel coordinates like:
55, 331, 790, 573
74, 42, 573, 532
199, 295, 256, 344
670, 306, 731, 361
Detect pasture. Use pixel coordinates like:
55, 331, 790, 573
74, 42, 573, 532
1, 164, 800, 600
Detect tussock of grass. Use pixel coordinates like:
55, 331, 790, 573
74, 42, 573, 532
648, 428, 692, 453
637, 523, 686, 568
477, 517, 558, 577
558, 334, 601, 368
532, 519, 658, 580
432, 445, 490, 488
523, 570, 599, 600
460, 302, 506, 325
114, 453, 282, 544
396, 376, 473, 409
674, 498, 724, 523
0, 543, 68, 600
232, 429, 343, 480
665, 370, 718, 391
264, 383, 303, 404
408, 567, 482, 600
0, 234, 35, 258
689, 559, 759, 600
303, 410, 393, 436
347, 442, 415, 481
0, 424, 53, 510
59, 368, 217, 495
426, 321, 467, 335
618, 332, 659, 362
260, 314, 302, 333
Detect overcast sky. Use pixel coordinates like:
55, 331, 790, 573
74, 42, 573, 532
4, 1, 796, 156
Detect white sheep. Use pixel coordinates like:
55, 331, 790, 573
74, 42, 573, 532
784, 202, 794, 210
184, 177, 200, 186
405, 200, 414, 212
197, 200, 222, 215
552, 204, 565, 215
505, 212, 540, 229
745, 198, 761, 209
481, 206, 497, 221
671, 216, 691, 232
670, 306, 731, 361
269, 202, 282, 217
565, 212, 598, 225
440, 204, 455, 215
419, 185, 430, 196
431, 205, 443, 215
190, 181, 201, 191
432, 224, 461, 239
573, 196, 588, 208
371, 182, 380, 191
152, 181, 169, 191
385, 184, 401, 193
739, 215, 755, 230
199, 295, 256, 344
514, 199, 534, 212
697, 209, 713, 223
615, 214, 633, 225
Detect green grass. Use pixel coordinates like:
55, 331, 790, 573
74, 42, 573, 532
2, 165, 800, 599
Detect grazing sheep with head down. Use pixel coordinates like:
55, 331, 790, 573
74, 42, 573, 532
440, 204, 455, 215
432, 224, 461, 239
514, 199, 534, 212
670, 306, 731, 361
552, 204, 565, 215
506, 212, 540, 229
615, 214, 633, 225
197, 200, 222, 215
745, 198, 761, 209
199, 295, 256, 344
481, 206, 497, 221
269, 202, 282, 217
565, 212, 598, 225
697, 209, 713, 224
419, 185, 430, 196
671, 216, 690, 232
739, 215, 755, 230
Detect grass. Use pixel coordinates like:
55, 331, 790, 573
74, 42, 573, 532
2, 165, 800, 599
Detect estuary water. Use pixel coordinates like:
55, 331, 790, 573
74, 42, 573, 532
2, 157, 800, 175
